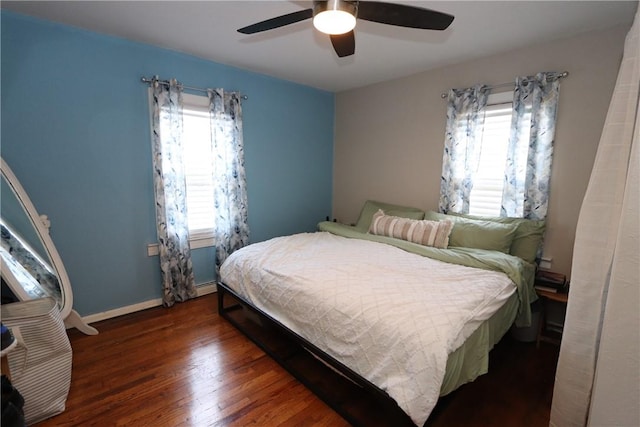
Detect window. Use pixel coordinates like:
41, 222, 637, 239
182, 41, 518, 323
468, 91, 521, 217
441, 73, 560, 221
148, 82, 249, 268
181, 93, 215, 247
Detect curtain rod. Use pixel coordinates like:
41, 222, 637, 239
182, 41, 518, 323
440, 71, 569, 99
140, 76, 248, 100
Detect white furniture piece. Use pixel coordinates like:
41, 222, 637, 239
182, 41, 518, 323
0, 158, 97, 335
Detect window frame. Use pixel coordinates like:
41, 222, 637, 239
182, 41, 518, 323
148, 89, 215, 250
468, 90, 514, 217
181, 92, 216, 249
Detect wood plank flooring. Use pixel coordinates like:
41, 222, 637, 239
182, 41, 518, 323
34, 293, 559, 427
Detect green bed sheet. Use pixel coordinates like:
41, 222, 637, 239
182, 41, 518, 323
440, 292, 519, 395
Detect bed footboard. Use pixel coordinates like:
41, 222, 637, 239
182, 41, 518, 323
216, 282, 419, 427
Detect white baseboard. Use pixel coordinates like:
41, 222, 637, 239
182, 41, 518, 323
81, 282, 217, 325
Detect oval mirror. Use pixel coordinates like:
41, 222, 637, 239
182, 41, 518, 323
1, 158, 97, 335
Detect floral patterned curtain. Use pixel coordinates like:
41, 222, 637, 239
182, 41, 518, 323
151, 78, 197, 307
207, 89, 249, 277
501, 72, 561, 220
439, 85, 489, 213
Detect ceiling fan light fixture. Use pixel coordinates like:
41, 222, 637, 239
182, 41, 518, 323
313, 0, 356, 35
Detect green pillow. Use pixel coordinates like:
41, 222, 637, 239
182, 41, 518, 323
354, 200, 425, 233
447, 212, 545, 264
424, 211, 518, 254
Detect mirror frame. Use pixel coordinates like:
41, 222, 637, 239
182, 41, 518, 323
1, 158, 98, 335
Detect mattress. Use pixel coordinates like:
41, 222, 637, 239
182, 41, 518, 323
220, 231, 522, 425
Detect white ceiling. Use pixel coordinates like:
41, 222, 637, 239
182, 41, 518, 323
2, 1, 637, 92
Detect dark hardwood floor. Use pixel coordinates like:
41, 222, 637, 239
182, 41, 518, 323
34, 293, 559, 427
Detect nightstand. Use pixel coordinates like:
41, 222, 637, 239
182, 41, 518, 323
536, 288, 568, 347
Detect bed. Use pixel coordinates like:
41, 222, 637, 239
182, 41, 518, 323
218, 200, 543, 426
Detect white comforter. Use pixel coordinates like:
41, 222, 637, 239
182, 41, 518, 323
220, 232, 516, 426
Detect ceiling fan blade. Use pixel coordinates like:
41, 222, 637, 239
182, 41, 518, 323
330, 31, 355, 58
238, 9, 314, 34
357, 1, 454, 31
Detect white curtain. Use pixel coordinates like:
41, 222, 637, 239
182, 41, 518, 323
550, 5, 639, 427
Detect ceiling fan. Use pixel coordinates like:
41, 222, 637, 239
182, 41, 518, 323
238, 0, 454, 58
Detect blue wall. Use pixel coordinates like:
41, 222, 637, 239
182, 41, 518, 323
1, 12, 335, 316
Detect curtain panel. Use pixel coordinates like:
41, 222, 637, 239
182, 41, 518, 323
439, 85, 489, 214
207, 89, 250, 278
501, 72, 561, 220
151, 79, 197, 307
551, 7, 639, 426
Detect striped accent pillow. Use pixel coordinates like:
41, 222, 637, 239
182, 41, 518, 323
369, 209, 453, 249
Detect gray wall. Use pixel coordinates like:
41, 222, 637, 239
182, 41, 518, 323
333, 24, 629, 278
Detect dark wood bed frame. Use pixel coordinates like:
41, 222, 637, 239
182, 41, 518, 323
217, 281, 424, 427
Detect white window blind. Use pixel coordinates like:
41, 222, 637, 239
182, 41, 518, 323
182, 94, 215, 242
468, 94, 513, 217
